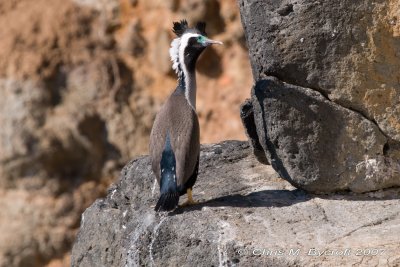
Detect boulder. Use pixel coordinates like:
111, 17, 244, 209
71, 141, 400, 267
238, 0, 400, 192
246, 77, 400, 193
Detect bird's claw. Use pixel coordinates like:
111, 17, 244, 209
179, 199, 199, 207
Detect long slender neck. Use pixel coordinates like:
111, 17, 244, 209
170, 34, 204, 110
177, 67, 197, 110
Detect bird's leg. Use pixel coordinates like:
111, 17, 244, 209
179, 188, 198, 207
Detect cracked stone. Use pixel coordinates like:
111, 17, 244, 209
238, 0, 400, 142
238, 0, 400, 193
241, 76, 400, 193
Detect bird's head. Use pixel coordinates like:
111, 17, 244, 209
169, 20, 222, 75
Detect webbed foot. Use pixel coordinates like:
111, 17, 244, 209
179, 188, 199, 207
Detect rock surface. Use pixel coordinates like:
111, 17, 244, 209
0, 0, 250, 266
71, 141, 400, 267
238, 0, 400, 192
238, 0, 400, 141
247, 77, 399, 193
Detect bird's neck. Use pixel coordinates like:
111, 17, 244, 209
177, 66, 197, 110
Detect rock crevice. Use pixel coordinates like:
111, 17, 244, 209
260, 74, 392, 152
263, 73, 391, 141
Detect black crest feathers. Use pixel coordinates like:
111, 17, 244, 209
172, 20, 207, 37
195, 22, 207, 36
172, 20, 189, 37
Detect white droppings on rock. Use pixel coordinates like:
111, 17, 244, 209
81, 213, 85, 227
149, 215, 168, 267
217, 221, 236, 267
356, 157, 379, 180
151, 178, 157, 196
125, 213, 155, 267
110, 189, 117, 199
202, 206, 210, 211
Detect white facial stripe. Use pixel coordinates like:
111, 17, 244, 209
178, 33, 201, 67
169, 33, 201, 75
169, 32, 201, 110
179, 33, 200, 110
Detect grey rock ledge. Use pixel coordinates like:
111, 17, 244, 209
72, 141, 400, 267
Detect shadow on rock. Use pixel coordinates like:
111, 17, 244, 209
173, 189, 310, 214
173, 187, 400, 215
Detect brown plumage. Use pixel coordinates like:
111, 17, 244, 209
149, 93, 200, 194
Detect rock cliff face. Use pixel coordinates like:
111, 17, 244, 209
71, 141, 400, 266
239, 0, 400, 192
6, 0, 400, 265
0, 0, 250, 266
70, 1, 400, 266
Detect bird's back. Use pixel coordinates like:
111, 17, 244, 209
150, 93, 200, 188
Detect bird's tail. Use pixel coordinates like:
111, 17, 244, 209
155, 134, 179, 212
155, 191, 179, 212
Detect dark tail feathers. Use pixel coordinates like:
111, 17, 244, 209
154, 192, 179, 211
155, 133, 179, 212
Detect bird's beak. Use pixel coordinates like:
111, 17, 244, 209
203, 38, 223, 46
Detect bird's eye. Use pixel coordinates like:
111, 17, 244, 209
197, 36, 205, 44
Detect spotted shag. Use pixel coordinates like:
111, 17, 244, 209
150, 20, 222, 211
